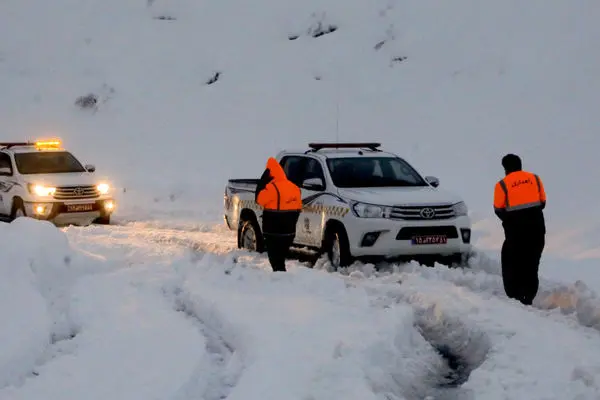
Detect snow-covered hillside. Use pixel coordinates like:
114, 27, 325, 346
1, 0, 600, 399
2, 0, 600, 257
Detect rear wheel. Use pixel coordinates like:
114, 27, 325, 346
449, 252, 471, 268
238, 215, 264, 253
322, 225, 352, 270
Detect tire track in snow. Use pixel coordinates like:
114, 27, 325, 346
75, 219, 600, 335
162, 284, 244, 400
65, 220, 500, 396
353, 254, 600, 336
88, 222, 237, 256
1, 254, 110, 389
0, 268, 215, 399
362, 292, 491, 399
69, 222, 464, 400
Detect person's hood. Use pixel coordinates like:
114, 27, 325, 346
266, 157, 286, 181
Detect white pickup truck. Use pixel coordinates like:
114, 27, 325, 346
0, 138, 115, 226
223, 142, 472, 269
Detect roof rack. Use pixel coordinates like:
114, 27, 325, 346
0, 142, 34, 149
307, 142, 382, 152
0, 139, 63, 150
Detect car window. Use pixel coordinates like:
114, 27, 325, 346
303, 158, 325, 184
0, 153, 12, 175
14, 151, 87, 174
326, 157, 427, 188
280, 156, 326, 189
280, 156, 305, 186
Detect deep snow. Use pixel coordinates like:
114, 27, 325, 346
2, 222, 600, 399
1, 0, 600, 398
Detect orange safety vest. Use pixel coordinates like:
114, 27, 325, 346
494, 171, 546, 212
256, 158, 302, 211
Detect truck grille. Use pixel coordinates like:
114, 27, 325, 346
53, 185, 99, 200
389, 204, 455, 220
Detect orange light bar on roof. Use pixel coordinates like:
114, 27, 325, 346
34, 139, 62, 149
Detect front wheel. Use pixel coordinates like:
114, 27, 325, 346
322, 226, 353, 270
238, 216, 264, 253
93, 215, 111, 225
10, 199, 26, 220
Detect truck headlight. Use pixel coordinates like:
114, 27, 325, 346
351, 201, 391, 218
97, 183, 110, 194
452, 201, 468, 216
28, 183, 56, 197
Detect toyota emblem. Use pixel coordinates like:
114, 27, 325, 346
420, 207, 435, 219
73, 187, 84, 196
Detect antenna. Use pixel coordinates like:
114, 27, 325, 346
334, 71, 340, 144
335, 96, 339, 144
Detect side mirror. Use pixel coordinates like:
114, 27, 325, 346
85, 164, 96, 173
0, 167, 11, 176
302, 177, 325, 191
425, 175, 440, 188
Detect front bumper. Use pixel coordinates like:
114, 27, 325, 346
24, 198, 115, 226
347, 215, 472, 258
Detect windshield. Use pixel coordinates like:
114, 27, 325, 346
14, 151, 87, 174
326, 157, 428, 188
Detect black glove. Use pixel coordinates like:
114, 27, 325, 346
255, 169, 272, 201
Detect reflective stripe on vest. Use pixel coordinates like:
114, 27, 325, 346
271, 182, 281, 210
498, 174, 543, 212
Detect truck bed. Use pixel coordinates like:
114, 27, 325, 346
227, 179, 259, 193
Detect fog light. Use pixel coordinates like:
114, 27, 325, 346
460, 228, 471, 244
104, 200, 115, 211
361, 232, 381, 247
35, 205, 46, 215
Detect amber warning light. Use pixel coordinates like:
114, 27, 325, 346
34, 139, 62, 150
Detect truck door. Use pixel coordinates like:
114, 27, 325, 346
280, 155, 326, 247
298, 157, 327, 247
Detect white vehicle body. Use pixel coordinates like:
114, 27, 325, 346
0, 139, 115, 226
224, 143, 472, 268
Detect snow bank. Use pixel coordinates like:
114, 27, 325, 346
167, 254, 462, 399
0, 218, 106, 389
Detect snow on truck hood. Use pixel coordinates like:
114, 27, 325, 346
336, 186, 464, 206
23, 172, 101, 187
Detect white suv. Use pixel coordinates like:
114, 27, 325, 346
224, 142, 472, 268
0, 138, 115, 226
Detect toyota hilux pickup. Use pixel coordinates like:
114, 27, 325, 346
0, 138, 115, 226
223, 142, 472, 269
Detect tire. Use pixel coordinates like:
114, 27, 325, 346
93, 215, 111, 225
439, 252, 470, 269
238, 215, 264, 253
10, 198, 26, 220
322, 225, 353, 269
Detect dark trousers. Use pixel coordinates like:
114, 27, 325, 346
263, 233, 295, 272
501, 234, 545, 305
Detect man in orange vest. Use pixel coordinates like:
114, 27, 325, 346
255, 157, 302, 271
493, 154, 547, 305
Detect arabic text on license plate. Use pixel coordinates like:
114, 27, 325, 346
67, 203, 94, 212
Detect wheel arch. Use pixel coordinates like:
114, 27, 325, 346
237, 208, 264, 252
321, 218, 347, 246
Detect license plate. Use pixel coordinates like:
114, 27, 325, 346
412, 235, 447, 245
66, 203, 94, 212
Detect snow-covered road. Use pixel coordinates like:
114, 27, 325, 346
2, 218, 600, 400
